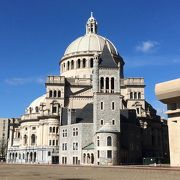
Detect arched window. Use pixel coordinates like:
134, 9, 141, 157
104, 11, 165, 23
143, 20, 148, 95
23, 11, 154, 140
58, 90, 61, 97
24, 135, 28, 145
111, 77, 114, 92
71, 60, 74, 69
83, 153, 86, 164
67, 61, 70, 70
35, 106, 39, 113
138, 92, 141, 99
18, 132, 20, 138
106, 77, 109, 91
54, 90, 57, 98
90, 58, 93, 67
100, 77, 104, 91
77, 59, 81, 68
83, 58, 86, 68
64, 63, 66, 71
49, 90, 52, 98
31, 134, 36, 145
91, 153, 94, 164
49, 127, 52, 133
134, 92, 137, 99
130, 92, 133, 99
107, 136, 112, 146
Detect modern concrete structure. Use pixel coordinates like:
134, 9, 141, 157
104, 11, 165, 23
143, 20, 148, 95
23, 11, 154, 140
155, 78, 180, 166
6, 14, 169, 165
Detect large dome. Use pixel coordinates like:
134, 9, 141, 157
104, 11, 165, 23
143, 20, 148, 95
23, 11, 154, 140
64, 34, 118, 56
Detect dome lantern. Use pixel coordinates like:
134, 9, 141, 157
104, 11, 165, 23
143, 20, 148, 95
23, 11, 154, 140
86, 12, 98, 34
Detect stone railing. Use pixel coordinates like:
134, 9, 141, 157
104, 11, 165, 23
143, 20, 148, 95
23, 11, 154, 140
67, 78, 92, 86
121, 78, 145, 86
46, 76, 65, 84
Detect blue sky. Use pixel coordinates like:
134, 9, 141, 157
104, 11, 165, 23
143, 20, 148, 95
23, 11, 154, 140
0, 0, 180, 118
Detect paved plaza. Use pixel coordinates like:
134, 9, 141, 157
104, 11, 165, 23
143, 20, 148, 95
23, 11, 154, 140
0, 164, 180, 180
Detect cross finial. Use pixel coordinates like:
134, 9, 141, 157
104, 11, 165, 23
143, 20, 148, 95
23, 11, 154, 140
91, 12, 93, 17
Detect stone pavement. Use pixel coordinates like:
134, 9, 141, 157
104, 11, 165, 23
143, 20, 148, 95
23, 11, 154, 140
0, 164, 180, 180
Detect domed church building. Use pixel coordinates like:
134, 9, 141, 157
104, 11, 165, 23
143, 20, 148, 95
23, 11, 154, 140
7, 14, 169, 165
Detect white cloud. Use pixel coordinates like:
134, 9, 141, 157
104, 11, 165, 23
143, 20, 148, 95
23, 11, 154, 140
5, 77, 45, 86
135, 40, 159, 53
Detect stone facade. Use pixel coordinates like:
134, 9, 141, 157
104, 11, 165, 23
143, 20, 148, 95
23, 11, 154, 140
6, 14, 169, 165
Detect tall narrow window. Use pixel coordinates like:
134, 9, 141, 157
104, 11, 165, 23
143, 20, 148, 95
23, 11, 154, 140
106, 77, 109, 91
67, 61, 70, 70
100, 102, 104, 110
97, 150, 100, 158
107, 136, 112, 146
31, 134, 36, 145
49, 90, 52, 98
138, 92, 141, 99
111, 77, 114, 92
58, 90, 61, 97
71, 60, 74, 69
83, 58, 86, 68
112, 120, 115, 125
134, 92, 137, 99
100, 77, 104, 91
77, 59, 81, 68
90, 58, 93, 67
111, 102, 115, 110
130, 92, 133, 99
24, 135, 28, 145
54, 90, 57, 98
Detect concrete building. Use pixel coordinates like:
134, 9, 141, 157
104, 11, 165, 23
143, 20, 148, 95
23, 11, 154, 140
155, 78, 180, 166
6, 14, 169, 165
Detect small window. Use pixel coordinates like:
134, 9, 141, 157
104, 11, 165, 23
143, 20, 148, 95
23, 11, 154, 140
32, 127, 36, 130
48, 151, 51, 156
49, 127, 52, 133
97, 139, 100, 146
53, 127, 55, 133
112, 120, 115, 125
97, 150, 100, 158
49, 140, 51, 146
107, 150, 112, 158
52, 106, 57, 113
107, 136, 112, 146
100, 119, 104, 125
